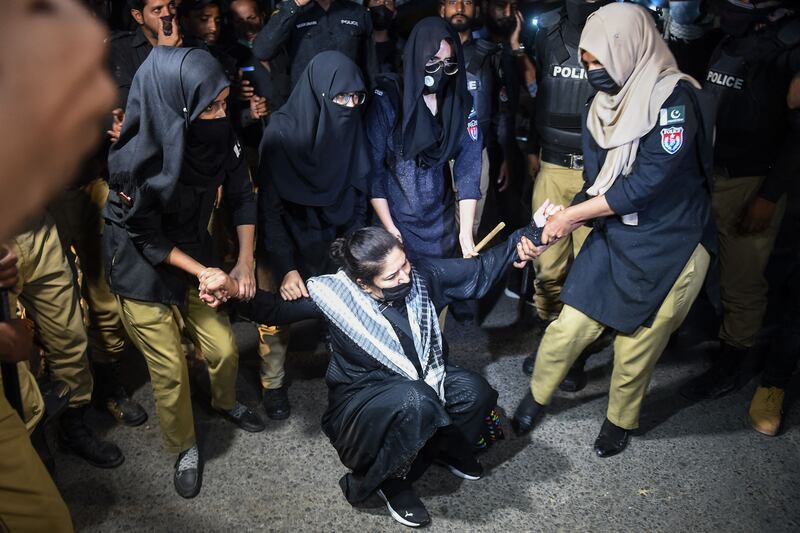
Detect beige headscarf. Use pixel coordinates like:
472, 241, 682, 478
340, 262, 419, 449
580, 3, 700, 222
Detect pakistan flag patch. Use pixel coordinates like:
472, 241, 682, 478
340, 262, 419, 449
659, 105, 685, 126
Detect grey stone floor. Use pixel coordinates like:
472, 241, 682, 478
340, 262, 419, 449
54, 295, 800, 533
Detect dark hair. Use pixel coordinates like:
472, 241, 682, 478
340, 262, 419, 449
330, 227, 403, 285
128, 0, 146, 11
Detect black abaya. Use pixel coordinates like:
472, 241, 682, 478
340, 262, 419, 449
238, 224, 540, 503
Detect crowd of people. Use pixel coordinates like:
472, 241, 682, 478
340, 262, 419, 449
0, 0, 798, 530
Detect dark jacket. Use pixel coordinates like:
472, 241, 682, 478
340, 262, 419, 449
561, 82, 717, 334
108, 27, 153, 109
104, 140, 256, 305
253, 0, 378, 89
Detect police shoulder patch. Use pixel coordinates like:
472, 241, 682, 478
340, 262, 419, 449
660, 127, 684, 155
467, 108, 479, 141
467, 119, 479, 141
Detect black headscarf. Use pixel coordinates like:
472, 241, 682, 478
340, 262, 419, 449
260, 51, 370, 224
108, 47, 230, 204
400, 17, 470, 168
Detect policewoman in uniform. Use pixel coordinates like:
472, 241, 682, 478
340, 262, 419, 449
512, 3, 716, 457
682, 0, 800, 401
104, 47, 265, 498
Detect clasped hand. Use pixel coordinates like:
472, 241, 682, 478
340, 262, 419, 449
513, 199, 564, 269
198, 268, 241, 308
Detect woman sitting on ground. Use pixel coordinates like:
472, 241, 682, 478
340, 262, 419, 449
200, 205, 556, 528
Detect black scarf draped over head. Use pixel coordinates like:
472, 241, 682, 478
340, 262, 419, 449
261, 50, 370, 226
108, 47, 230, 204
400, 17, 470, 168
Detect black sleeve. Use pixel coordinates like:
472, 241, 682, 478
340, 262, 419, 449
362, 10, 379, 89
235, 289, 323, 325
605, 87, 700, 216
108, 39, 135, 110
257, 172, 297, 279
761, 108, 800, 202
760, 48, 800, 202
223, 142, 257, 227
253, 1, 301, 61
125, 187, 174, 265
416, 224, 539, 309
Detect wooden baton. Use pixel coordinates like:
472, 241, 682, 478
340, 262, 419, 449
473, 222, 506, 253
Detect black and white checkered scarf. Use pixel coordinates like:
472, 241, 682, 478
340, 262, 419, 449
307, 268, 446, 402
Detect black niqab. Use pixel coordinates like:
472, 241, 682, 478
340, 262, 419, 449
400, 17, 471, 168
108, 47, 230, 204
260, 51, 370, 225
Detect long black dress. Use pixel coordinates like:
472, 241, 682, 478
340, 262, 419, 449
238, 225, 538, 503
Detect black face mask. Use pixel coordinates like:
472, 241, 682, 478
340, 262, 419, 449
188, 117, 231, 148
719, 5, 758, 37
369, 5, 394, 31
381, 280, 412, 302
565, 0, 607, 28
422, 68, 451, 95
587, 68, 621, 95
487, 15, 516, 38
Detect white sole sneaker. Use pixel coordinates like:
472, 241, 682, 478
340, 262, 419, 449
376, 489, 429, 528
434, 459, 482, 481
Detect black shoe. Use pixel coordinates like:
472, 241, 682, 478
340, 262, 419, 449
104, 386, 148, 427
680, 344, 746, 401
559, 367, 588, 392
511, 391, 544, 436
93, 361, 148, 427
174, 445, 203, 499
377, 478, 431, 528
593, 418, 630, 457
522, 355, 535, 376
218, 402, 265, 433
435, 452, 483, 480
58, 406, 124, 468
263, 386, 291, 420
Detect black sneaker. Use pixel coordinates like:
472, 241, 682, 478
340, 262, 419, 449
174, 444, 203, 498
376, 478, 430, 528
218, 402, 265, 433
263, 386, 291, 420
435, 452, 483, 480
58, 406, 124, 468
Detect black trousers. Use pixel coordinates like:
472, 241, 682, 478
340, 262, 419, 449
762, 261, 800, 389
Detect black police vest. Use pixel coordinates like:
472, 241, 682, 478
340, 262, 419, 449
705, 26, 798, 168
534, 22, 595, 154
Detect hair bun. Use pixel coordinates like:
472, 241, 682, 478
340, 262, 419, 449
329, 237, 348, 266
